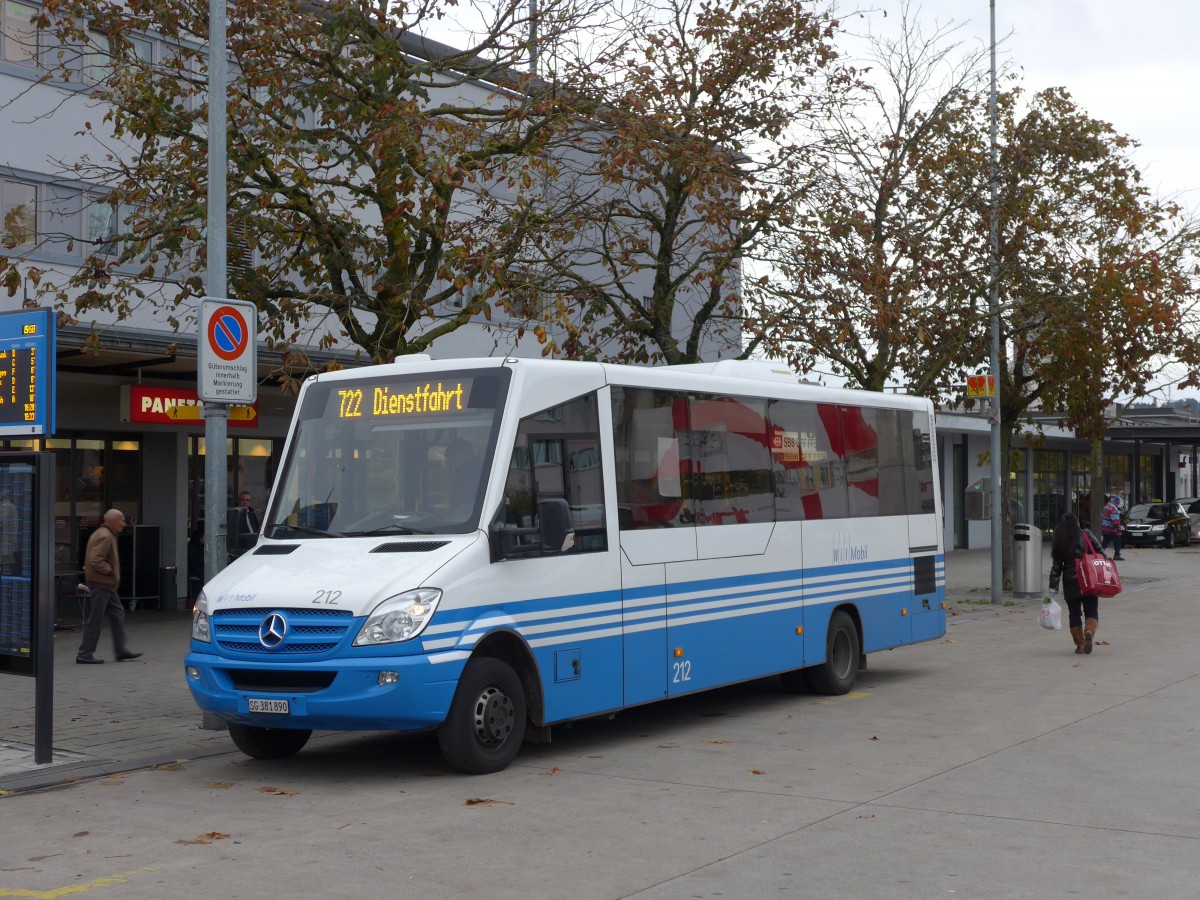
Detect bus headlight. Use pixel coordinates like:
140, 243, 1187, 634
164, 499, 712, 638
192, 592, 211, 643
354, 589, 442, 646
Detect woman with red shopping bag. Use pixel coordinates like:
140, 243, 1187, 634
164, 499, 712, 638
1047, 513, 1106, 654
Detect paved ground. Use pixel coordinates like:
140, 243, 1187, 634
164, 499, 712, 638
0, 541, 1186, 793
1, 540, 1198, 898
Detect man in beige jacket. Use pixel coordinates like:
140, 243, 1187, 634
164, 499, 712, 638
76, 508, 142, 664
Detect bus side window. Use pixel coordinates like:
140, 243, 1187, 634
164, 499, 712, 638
612, 387, 691, 529
502, 392, 607, 554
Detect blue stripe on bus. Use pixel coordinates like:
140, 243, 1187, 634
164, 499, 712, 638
425, 555, 945, 652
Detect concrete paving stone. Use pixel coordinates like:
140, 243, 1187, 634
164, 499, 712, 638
627, 804, 1200, 899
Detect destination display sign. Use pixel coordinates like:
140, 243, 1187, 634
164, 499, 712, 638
0, 308, 56, 437
336, 381, 468, 420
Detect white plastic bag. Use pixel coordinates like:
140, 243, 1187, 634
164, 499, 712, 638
1039, 597, 1063, 631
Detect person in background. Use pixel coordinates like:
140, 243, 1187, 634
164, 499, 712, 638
445, 438, 482, 511
186, 526, 204, 609
238, 490, 260, 534
1101, 495, 1125, 561
1048, 512, 1104, 655
76, 508, 142, 664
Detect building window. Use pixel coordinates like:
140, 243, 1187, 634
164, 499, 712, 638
228, 222, 253, 280
1, 177, 36, 248
85, 194, 120, 256
1, 0, 40, 66
84, 29, 152, 83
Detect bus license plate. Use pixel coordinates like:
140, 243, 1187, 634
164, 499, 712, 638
248, 698, 290, 715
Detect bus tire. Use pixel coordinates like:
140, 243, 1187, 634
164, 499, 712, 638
805, 610, 860, 696
228, 723, 312, 760
438, 657, 527, 774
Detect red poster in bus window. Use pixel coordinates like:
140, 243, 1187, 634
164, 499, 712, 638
840, 405, 880, 502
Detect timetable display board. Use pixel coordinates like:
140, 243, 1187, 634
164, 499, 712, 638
0, 458, 35, 675
0, 307, 56, 437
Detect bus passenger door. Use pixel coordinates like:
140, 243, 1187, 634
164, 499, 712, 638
907, 410, 944, 642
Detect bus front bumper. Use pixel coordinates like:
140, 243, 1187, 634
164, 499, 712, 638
184, 650, 465, 732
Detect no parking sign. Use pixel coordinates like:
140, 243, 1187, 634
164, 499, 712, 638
198, 297, 258, 404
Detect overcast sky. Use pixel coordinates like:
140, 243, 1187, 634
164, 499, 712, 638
850, 2, 1199, 399
869, 1, 1200, 205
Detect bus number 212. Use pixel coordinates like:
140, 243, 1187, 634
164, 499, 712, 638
672, 660, 692, 683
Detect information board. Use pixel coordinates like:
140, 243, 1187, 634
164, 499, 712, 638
0, 307, 56, 437
0, 457, 35, 675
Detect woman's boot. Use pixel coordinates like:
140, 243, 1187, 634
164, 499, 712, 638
1070, 626, 1086, 654
1084, 618, 1098, 654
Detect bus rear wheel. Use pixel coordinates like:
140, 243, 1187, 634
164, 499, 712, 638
804, 610, 860, 696
438, 657, 527, 774
228, 723, 312, 760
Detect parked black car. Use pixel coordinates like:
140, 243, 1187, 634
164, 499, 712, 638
1123, 501, 1192, 548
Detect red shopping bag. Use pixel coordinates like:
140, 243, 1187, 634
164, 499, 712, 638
1075, 531, 1122, 597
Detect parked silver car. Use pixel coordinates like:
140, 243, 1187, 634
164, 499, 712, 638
1175, 497, 1200, 543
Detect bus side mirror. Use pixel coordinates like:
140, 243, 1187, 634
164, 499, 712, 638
537, 498, 575, 554
489, 497, 575, 560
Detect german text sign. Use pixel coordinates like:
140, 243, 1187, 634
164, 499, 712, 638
199, 298, 257, 404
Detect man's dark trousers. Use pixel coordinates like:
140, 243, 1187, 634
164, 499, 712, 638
78, 587, 131, 659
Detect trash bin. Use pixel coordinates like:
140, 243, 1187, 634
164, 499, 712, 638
158, 566, 178, 612
1012, 524, 1043, 597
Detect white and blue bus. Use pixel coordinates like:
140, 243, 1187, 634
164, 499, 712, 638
186, 357, 945, 773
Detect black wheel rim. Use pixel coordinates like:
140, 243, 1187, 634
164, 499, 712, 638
830, 628, 852, 680
472, 685, 516, 748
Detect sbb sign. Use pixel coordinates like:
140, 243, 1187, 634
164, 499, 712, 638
121, 386, 258, 428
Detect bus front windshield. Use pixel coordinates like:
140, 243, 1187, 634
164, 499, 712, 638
267, 368, 510, 538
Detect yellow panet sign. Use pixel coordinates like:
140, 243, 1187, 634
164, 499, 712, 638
165, 402, 256, 422
967, 376, 995, 397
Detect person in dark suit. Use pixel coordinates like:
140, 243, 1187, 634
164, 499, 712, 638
237, 491, 260, 534
445, 439, 483, 512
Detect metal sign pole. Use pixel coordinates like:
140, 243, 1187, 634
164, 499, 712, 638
34, 453, 53, 764
204, 0, 229, 584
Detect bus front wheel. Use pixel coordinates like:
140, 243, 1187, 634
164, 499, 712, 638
804, 610, 860, 696
228, 723, 312, 760
438, 657, 527, 774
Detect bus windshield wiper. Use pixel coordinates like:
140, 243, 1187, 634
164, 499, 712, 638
342, 523, 435, 536
267, 521, 342, 538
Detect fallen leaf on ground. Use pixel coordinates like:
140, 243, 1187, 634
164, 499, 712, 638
749, 769, 767, 775
465, 797, 514, 806
176, 832, 230, 845
152, 763, 183, 771
64, 774, 79, 782
1097, 639, 1111, 645
73, 831, 89, 838
257, 786, 300, 795
99, 778, 125, 786
869, 736, 879, 741
708, 739, 731, 744
205, 782, 235, 789
0, 789, 12, 797
543, 767, 562, 775
655, 744, 677, 749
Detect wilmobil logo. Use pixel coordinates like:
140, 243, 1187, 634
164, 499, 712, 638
216, 592, 258, 604
832, 533, 868, 564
